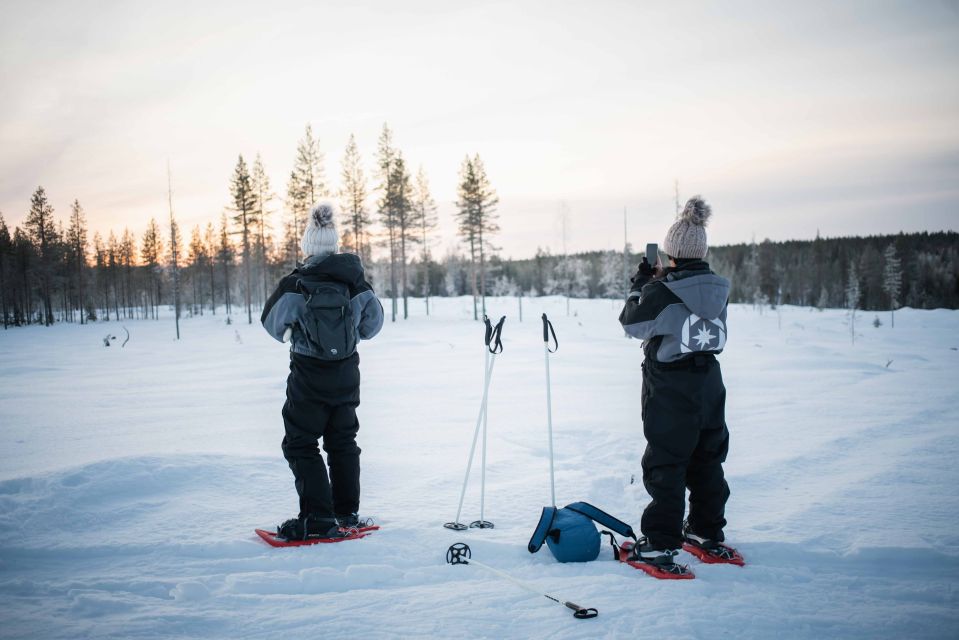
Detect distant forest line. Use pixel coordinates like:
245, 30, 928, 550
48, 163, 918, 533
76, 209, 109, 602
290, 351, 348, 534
1, 214, 955, 329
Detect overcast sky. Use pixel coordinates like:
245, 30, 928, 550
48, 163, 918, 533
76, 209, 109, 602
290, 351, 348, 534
1, 0, 957, 258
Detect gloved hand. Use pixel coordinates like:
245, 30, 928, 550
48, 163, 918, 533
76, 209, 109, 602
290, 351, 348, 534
629, 258, 653, 293
638, 257, 654, 277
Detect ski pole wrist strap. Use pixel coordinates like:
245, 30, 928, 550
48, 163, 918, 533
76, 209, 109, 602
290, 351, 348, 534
484, 314, 505, 354
541, 313, 558, 353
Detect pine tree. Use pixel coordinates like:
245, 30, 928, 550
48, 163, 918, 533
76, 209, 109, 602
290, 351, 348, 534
251, 153, 274, 304
229, 154, 258, 324
141, 218, 164, 320
284, 170, 306, 270
455, 154, 499, 320
389, 152, 417, 319
218, 213, 234, 316
65, 201, 88, 323
376, 123, 399, 322
340, 133, 371, 260
119, 229, 137, 319
882, 244, 902, 328
188, 225, 206, 316
92, 232, 106, 320
846, 262, 861, 345
293, 124, 327, 205
24, 186, 56, 325
107, 230, 121, 320
413, 166, 438, 315
204, 222, 217, 314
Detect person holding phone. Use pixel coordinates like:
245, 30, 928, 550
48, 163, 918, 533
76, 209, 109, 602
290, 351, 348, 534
618, 196, 737, 576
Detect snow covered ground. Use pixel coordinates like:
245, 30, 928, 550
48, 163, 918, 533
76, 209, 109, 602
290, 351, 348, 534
1, 297, 957, 639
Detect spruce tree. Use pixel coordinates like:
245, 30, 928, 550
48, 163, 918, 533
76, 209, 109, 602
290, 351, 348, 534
120, 229, 136, 318
376, 123, 399, 321
340, 133, 371, 260
218, 213, 234, 316
413, 166, 438, 315
251, 153, 275, 304
24, 186, 56, 325
389, 152, 417, 319
229, 154, 258, 324
846, 262, 861, 345
141, 218, 164, 320
882, 244, 901, 328
189, 225, 206, 316
204, 222, 217, 314
65, 201, 88, 323
455, 155, 499, 319
284, 170, 306, 270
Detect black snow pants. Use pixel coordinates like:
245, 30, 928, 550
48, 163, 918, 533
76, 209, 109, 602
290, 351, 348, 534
640, 354, 730, 550
281, 352, 362, 519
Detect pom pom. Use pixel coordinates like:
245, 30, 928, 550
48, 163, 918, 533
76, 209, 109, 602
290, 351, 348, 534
679, 196, 711, 226
310, 202, 335, 229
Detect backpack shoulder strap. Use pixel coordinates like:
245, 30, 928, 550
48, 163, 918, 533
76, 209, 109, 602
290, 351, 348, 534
527, 506, 558, 553
564, 502, 636, 540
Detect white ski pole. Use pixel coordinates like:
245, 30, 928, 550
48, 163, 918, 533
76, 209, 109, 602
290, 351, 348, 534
472, 316, 504, 529
447, 543, 597, 619
542, 314, 558, 507
445, 316, 503, 531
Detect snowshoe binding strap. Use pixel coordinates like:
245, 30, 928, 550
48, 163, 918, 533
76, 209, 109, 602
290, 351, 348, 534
541, 314, 558, 353
484, 315, 506, 354
601, 530, 622, 561
528, 506, 558, 553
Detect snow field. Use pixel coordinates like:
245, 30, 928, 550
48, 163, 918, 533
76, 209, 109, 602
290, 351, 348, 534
1, 297, 957, 639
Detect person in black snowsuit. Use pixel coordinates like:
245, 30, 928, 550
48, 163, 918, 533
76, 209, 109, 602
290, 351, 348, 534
619, 196, 732, 573
261, 200, 384, 540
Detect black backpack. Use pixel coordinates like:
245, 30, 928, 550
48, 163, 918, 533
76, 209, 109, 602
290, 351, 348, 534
295, 277, 357, 361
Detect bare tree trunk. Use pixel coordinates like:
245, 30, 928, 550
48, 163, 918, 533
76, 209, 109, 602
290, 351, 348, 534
400, 230, 408, 320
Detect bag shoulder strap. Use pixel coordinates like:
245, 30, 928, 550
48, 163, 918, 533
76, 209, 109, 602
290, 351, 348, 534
564, 502, 636, 540
527, 506, 558, 553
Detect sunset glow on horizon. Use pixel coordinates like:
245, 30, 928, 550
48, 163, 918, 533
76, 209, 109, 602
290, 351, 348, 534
1, 0, 957, 258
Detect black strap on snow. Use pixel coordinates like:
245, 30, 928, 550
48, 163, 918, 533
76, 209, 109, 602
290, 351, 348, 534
564, 502, 636, 540
527, 506, 558, 553
541, 313, 558, 353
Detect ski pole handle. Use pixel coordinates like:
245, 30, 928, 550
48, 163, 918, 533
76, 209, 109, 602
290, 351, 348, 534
541, 314, 558, 352
489, 316, 505, 354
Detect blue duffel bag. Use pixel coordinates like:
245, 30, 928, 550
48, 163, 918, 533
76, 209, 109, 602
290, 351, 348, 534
528, 502, 636, 563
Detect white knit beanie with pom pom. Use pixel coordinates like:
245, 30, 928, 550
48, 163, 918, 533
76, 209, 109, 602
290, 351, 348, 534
300, 199, 340, 258
663, 196, 711, 259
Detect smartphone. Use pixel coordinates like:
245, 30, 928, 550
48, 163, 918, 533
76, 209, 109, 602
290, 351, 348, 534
646, 243, 658, 266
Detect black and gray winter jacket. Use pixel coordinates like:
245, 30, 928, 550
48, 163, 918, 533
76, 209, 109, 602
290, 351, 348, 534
261, 253, 384, 358
619, 260, 730, 364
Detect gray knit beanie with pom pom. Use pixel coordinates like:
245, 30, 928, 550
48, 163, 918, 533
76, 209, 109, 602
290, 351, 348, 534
663, 196, 711, 259
300, 199, 340, 258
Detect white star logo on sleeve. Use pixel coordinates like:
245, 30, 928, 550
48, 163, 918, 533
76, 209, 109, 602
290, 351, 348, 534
680, 313, 727, 354
693, 326, 715, 349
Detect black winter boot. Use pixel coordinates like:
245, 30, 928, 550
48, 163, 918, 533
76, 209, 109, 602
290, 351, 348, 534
276, 514, 343, 541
